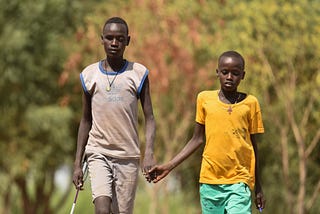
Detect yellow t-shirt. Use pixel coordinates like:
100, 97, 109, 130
196, 90, 264, 190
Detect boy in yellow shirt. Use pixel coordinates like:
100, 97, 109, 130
148, 51, 266, 213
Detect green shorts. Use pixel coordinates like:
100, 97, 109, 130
200, 183, 251, 214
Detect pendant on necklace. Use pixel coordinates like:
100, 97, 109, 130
106, 85, 111, 92
227, 106, 232, 114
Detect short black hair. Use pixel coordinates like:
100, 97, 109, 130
102, 17, 129, 35
219, 51, 245, 70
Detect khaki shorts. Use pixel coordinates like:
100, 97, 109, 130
87, 152, 139, 214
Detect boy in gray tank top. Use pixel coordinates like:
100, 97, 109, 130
72, 17, 156, 214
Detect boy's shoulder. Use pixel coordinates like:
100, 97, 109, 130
244, 94, 259, 103
129, 61, 148, 75
132, 61, 147, 70
82, 61, 100, 74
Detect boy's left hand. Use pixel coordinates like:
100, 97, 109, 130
255, 191, 266, 211
142, 154, 156, 182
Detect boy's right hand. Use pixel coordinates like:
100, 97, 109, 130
72, 166, 84, 190
148, 163, 172, 183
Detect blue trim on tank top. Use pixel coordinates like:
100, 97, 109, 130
98, 60, 128, 75
80, 73, 90, 95
137, 69, 149, 98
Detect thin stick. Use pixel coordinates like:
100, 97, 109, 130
70, 188, 80, 214
69, 160, 88, 214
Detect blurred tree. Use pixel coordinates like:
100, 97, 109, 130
0, 0, 89, 213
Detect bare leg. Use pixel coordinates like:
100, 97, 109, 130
94, 196, 112, 214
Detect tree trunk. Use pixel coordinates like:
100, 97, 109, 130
280, 126, 294, 213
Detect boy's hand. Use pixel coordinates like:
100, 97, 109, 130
148, 163, 172, 183
142, 154, 156, 183
255, 191, 266, 211
72, 166, 84, 190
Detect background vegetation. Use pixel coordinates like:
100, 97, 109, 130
1, 0, 319, 213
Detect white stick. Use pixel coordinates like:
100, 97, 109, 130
70, 203, 76, 214
69, 161, 88, 214
69, 187, 80, 214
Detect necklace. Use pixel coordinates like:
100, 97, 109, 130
106, 72, 119, 91
218, 90, 241, 114
104, 60, 119, 92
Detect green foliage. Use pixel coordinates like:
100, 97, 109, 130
25, 105, 73, 168
0, 0, 86, 212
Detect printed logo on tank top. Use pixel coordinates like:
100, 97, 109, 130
105, 83, 124, 103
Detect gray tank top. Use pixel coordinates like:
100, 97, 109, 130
80, 60, 149, 159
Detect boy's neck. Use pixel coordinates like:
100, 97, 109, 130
105, 57, 126, 71
219, 89, 240, 104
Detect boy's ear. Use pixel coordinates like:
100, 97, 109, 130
100, 35, 104, 44
126, 36, 131, 46
216, 69, 219, 77
242, 71, 246, 79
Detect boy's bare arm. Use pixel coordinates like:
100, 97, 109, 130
148, 122, 204, 183
73, 92, 92, 188
140, 76, 156, 174
251, 134, 266, 210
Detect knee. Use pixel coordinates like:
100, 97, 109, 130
95, 207, 110, 214
94, 196, 112, 214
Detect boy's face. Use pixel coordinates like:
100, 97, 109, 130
216, 56, 245, 92
101, 23, 130, 58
